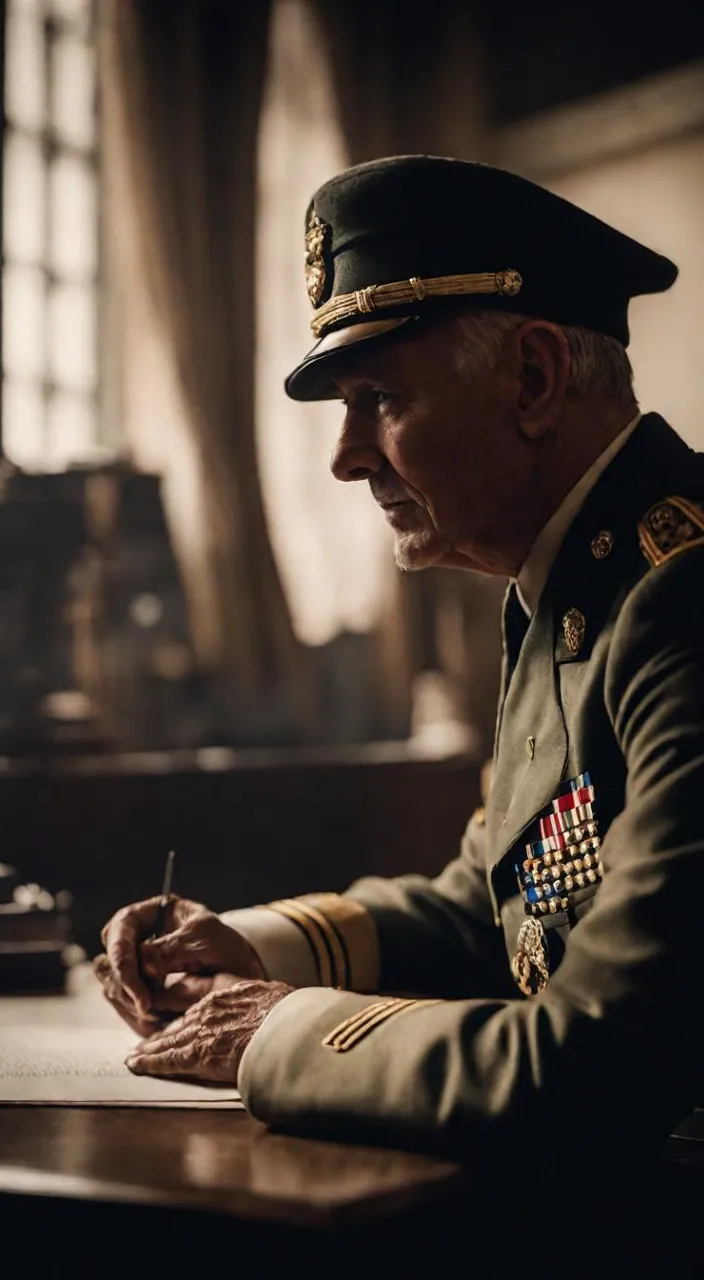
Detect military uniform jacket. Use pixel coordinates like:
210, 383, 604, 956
238, 414, 704, 1161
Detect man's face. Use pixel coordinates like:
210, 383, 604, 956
330, 318, 536, 576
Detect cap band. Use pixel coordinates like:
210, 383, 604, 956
311, 268, 523, 338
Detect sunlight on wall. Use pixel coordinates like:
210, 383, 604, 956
549, 133, 704, 449
256, 0, 394, 647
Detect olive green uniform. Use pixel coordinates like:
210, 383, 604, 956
236, 414, 704, 1161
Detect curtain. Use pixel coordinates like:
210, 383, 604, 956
104, 0, 314, 739
309, 0, 504, 756
310, 0, 488, 163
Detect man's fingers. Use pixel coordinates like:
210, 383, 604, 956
139, 927, 211, 979
93, 954, 111, 980
126, 1031, 200, 1079
104, 905, 160, 1011
134, 1017, 191, 1055
150, 975, 213, 1012
94, 952, 164, 1036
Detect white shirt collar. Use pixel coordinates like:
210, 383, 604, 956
515, 412, 642, 617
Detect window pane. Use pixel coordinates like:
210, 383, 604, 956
45, 391, 96, 468
51, 34, 96, 150
5, 9, 46, 131
3, 132, 46, 263
48, 154, 97, 279
47, 282, 96, 389
3, 264, 45, 379
2, 380, 46, 469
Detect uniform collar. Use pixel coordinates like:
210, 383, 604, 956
515, 412, 642, 617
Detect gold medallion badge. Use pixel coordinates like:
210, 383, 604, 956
304, 211, 330, 307
512, 918, 550, 996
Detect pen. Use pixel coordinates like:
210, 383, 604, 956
151, 849, 176, 939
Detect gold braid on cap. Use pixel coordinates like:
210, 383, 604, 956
311, 268, 522, 338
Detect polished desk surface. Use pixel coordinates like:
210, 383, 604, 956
3, 971, 704, 1279
0, 968, 461, 1231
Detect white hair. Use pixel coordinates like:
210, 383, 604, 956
453, 310, 638, 410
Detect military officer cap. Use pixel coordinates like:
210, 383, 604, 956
285, 155, 678, 401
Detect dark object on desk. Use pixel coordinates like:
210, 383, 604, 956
0, 861, 72, 992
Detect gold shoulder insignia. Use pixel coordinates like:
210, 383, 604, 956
638, 496, 704, 568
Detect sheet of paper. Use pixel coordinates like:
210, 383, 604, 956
0, 1025, 243, 1108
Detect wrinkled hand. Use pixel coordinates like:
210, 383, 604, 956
94, 895, 265, 1035
125, 979, 294, 1084
93, 955, 242, 1038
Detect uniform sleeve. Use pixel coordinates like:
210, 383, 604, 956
239, 550, 704, 1160
220, 907, 321, 988
220, 895, 379, 990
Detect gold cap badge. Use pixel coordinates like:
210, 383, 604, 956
304, 211, 329, 307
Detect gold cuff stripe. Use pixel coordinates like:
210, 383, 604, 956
264, 893, 379, 991
311, 269, 523, 338
278, 897, 349, 988
322, 998, 443, 1053
297, 893, 380, 992
265, 901, 336, 987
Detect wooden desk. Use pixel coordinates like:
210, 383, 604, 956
3, 973, 704, 1279
0, 972, 466, 1278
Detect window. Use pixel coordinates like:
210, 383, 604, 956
2, 0, 102, 470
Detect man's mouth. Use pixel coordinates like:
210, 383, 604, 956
378, 499, 425, 530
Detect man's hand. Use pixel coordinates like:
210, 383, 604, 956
124, 979, 294, 1084
93, 955, 244, 1037
94, 895, 265, 1032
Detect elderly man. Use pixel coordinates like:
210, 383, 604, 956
97, 158, 704, 1166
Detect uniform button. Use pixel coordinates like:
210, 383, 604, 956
526, 736, 535, 759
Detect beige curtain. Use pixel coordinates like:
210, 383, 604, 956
104, 0, 314, 737
310, 0, 488, 162
308, 0, 504, 755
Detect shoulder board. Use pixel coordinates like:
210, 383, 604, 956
638, 495, 704, 568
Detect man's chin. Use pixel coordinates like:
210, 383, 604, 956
393, 529, 451, 571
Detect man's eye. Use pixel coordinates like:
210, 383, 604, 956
338, 389, 394, 411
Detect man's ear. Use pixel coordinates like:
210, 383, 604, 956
514, 321, 570, 440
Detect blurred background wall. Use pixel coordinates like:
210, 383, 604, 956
0, 0, 702, 948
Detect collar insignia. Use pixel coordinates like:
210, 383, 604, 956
562, 607, 586, 656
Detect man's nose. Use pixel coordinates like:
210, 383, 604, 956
330, 418, 383, 483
